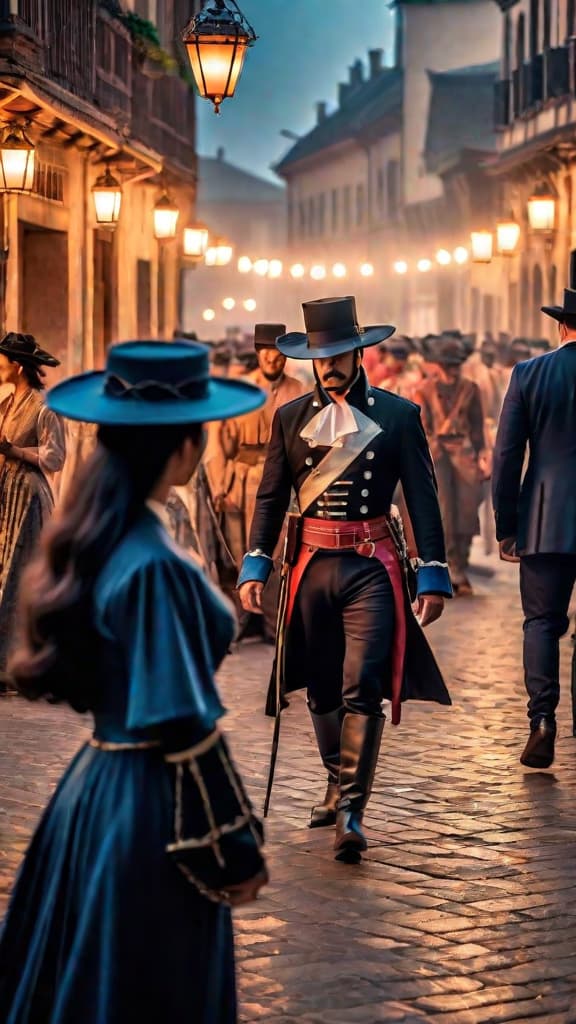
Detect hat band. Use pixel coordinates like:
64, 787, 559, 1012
306, 324, 364, 348
104, 373, 209, 402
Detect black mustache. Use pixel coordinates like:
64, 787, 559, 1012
324, 371, 346, 381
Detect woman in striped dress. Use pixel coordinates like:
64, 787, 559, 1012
0, 333, 65, 692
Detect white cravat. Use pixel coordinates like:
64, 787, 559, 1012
146, 498, 172, 532
300, 400, 359, 447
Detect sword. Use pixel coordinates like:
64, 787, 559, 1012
263, 512, 301, 818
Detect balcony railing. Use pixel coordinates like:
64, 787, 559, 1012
95, 10, 132, 119
132, 72, 195, 171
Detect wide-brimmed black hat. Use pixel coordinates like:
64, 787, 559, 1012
276, 296, 395, 360
254, 323, 286, 351
542, 288, 576, 321
46, 340, 265, 426
0, 332, 60, 367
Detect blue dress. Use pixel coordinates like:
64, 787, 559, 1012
0, 509, 239, 1024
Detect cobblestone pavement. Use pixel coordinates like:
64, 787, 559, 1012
2, 544, 576, 1023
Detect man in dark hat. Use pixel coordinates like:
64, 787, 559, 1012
493, 287, 576, 769
418, 334, 487, 595
206, 324, 303, 639
237, 297, 452, 863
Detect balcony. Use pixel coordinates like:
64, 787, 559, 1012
95, 9, 132, 120
132, 71, 195, 172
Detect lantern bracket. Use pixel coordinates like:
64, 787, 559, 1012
182, 0, 257, 44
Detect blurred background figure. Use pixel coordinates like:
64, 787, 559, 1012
417, 333, 488, 596
205, 323, 304, 641
0, 333, 65, 694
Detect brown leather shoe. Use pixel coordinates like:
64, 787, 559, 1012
520, 719, 556, 769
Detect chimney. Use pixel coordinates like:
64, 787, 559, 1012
338, 82, 350, 106
369, 49, 383, 79
316, 101, 327, 124
349, 59, 364, 89
216, 146, 225, 161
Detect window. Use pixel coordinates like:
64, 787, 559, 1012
356, 183, 365, 227
517, 12, 526, 69
308, 196, 315, 237
569, 0, 576, 37
543, 0, 551, 50
331, 188, 339, 233
343, 185, 352, 231
376, 167, 385, 217
503, 12, 512, 79
299, 200, 306, 237
386, 160, 400, 222
317, 193, 326, 236
529, 0, 538, 58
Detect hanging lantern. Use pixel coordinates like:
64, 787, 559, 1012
183, 221, 209, 259
154, 191, 180, 240
253, 258, 269, 276
496, 217, 521, 256
393, 260, 408, 275
435, 249, 452, 266
0, 121, 35, 194
91, 168, 122, 228
205, 235, 233, 266
453, 246, 469, 265
470, 231, 493, 263
527, 183, 556, 232
182, 0, 257, 115
417, 258, 432, 273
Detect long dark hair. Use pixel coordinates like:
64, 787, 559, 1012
10, 357, 46, 390
10, 421, 203, 710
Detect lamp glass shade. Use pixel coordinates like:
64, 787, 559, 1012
470, 231, 493, 263
185, 34, 250, 112
154, 193, 180, 240
496, 219, 520, 255
0, 124, 35, 193
527, 192, 555, 232
183, 223, 209, 258
92, 170, 122, 227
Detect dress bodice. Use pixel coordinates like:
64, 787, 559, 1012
91, 509, 236, 744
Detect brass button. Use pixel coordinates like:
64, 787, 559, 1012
366, 451, 375, 460
364, 470, 372, 480
312, 400, 320, 408
361, 488, 369, 497
305, 457, 313, 466
367, 396, 375, 406
360, 505, 369, 515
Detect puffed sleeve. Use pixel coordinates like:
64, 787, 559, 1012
37, 405, 66, 474
104, 555, 236, 732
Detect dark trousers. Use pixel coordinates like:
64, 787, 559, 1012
520, 554, 576, 722
290, 552, 395, 717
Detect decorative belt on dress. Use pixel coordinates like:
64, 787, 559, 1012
301, 515, 390, 558
89, 738, 161, 751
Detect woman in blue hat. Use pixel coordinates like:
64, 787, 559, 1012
0, 340, 268, 1024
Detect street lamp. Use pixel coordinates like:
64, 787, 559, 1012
436, 249, 451, 266
310, 264, 326, 280
453, 246, 469, 265
290, 263, 305, 279
417, 258, 432, 273
183, 221, 209, 260
332, 262, 347, 279
268, 259, 283, 278
393, 260, 408, 275
470, 231, 493, 263
496, 217, 520, 256
253, 258, 269, 276
91, 168, 122, 228
205, 236, 233, 266
182, 0, 257, 115
360, 262, 374, 277
527, 183, 556, 233
0, 121, 35, 194
237, 255, 252, 273
154, 190, 180, 240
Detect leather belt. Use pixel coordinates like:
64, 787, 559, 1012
89, 738, 161, 751
301, 515, 390, 556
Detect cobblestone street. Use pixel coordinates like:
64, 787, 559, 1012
2, 546, 576, 1023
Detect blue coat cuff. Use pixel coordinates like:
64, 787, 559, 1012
237, 553, 273, 587
416, 565, 453, 598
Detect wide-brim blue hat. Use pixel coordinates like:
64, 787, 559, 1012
46, 340, 265, 425
276, 296, 395, 360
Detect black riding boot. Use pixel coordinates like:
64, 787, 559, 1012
308, 706, 342, 828
334, 712, 384, 862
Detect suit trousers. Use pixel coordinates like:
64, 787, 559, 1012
520, 554, 576, 722
290, 551, 395, 717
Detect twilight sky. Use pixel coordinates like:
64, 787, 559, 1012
196, 0, 396, 182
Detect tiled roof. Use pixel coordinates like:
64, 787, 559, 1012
425, 62, 499, 172
197, 155, 284, 204
274, 69, 403, 175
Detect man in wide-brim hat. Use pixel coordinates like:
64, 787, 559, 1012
238, 296, 452, 863
205, 323, 304, 642
493, 286, 576, 769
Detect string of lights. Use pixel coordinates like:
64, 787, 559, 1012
197, 246, 472, 281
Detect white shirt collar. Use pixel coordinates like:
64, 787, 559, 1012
146, 498, 172, 533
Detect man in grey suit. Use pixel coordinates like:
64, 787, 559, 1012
493, 288, 576, 769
